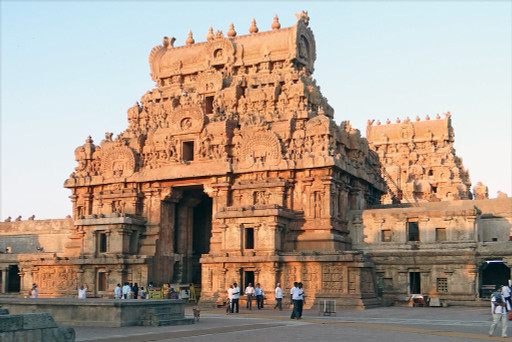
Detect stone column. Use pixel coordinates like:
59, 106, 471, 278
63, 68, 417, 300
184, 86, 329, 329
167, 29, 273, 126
1, 267, 9, 293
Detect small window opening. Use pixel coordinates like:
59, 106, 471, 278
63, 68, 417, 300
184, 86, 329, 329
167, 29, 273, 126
205, 96, 214, 114
99, 233, 107, 253
183, 141, 194, 161
245, 228, 254, 249
436, 228, 446, 242
98, 272, 107, 291
407, 221, 420, 242
381, 230, 392, 242
437, 278, 448, 293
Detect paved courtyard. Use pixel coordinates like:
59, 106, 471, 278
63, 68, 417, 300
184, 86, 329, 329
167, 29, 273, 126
73, 305, 510, 342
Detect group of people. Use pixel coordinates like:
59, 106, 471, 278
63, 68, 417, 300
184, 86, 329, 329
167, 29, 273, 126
114, 282, 146, 299
244, 283, 265, 310
489, 284, 511, 338
224, 282, 300, 315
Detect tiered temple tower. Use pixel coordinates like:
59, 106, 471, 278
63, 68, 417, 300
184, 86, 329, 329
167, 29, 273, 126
32, 12, 389, 307
366, 114, 472, 204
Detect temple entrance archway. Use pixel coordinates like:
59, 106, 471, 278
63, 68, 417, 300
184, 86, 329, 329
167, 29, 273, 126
158, 186, 212, 286
479, 260, 511, 297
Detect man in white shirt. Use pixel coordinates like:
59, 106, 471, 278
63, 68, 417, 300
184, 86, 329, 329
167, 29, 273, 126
77, 284, 88, 299
122, 282, 131, 299
489, 285, 511, 338
245, 283, 255, 310
274, 283, 283, 311
290, 282, 300, 319
255, 283, 265, 309
231, 282, 240, 313
226, 285, 234, 314
114, 283, 122, 299
502, 284, 511, 306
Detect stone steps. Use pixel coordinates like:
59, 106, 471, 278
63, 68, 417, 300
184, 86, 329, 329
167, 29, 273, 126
140, 307, 194, 326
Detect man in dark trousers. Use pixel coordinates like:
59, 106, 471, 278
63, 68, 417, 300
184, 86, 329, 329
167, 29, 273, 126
231, 282, 240, 313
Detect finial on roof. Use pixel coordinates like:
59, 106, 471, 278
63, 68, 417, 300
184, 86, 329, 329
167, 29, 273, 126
386, 119, 391, 124
396, 118, 401, 123
86, 136, 93, 144
206, 26, 214, 41
376, 120, 381, 125
249, 18, 259, 34
415, 116, 420, 121
186, 30, 195, 45
436, 113, 441, 119
227, 23, 237, 38
426, 115, 430, 120
272, 14, 281, 30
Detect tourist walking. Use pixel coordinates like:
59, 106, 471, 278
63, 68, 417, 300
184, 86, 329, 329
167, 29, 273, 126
77, 284, 88, 299
245, 282, 255, 310
274, 283, 283, 310
114, 283, 122, 299
489, 285, 510, 338
231, 282, 240, 313
255, 283, 264, 309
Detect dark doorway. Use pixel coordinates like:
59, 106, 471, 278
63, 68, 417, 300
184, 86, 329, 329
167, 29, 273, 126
169, 187, 212, 285
7, 265, 20, 292
480, 261, 511, 297
244, 271, 254, 289
409, 272, 421, 294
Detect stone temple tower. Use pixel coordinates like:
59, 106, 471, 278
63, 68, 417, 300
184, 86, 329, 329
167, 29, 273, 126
62, 12, 386, 308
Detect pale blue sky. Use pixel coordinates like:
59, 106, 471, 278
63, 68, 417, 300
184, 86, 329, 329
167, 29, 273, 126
1, 1, 511, 219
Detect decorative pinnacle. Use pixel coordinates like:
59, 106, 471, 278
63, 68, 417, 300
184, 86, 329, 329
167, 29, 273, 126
185, 30, 195, 45
206, 26, 214, 41
271, 14, 281, 30
227, 22, 237, 38
249, 18, 259, 34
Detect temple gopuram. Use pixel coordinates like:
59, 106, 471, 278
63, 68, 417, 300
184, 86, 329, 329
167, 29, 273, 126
1, 13, 510, 308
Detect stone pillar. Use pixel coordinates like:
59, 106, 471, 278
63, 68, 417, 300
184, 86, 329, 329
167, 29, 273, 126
1, 267, 9, 293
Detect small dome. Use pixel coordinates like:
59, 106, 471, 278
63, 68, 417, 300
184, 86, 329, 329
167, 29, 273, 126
271, 14, 281, 30
227, 23, 237, 38
186, 30, 195, 45
249, 18, 259, 34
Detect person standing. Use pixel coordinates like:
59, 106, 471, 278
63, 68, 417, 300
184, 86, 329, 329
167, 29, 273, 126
30, 284, 39, 298
274, 283, 283, 310
77, 284, 88, 299
245, 283, 255, 310
502, 283, 511, 307
114, 283, 122, 299
290, 282, 299, 319
132, 283, 139, 299
140, 287, 146, 299
489, 285, 511, 338
297, 282, 305, 319
122, 282, 131, 299
226, 284, 234, 314
255, 283, 264, 309
231, 282, 240, 313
